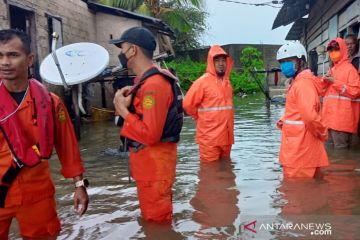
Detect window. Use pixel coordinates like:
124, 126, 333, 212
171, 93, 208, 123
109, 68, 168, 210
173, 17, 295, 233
47, 15, 63, 52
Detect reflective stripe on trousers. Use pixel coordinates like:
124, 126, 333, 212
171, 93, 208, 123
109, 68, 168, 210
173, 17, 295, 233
197, 106, 233, 112
283, 120, 304, 125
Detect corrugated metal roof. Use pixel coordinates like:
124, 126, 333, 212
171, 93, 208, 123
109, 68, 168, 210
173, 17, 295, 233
272, 0, 315, 29
285, 18, 307, 40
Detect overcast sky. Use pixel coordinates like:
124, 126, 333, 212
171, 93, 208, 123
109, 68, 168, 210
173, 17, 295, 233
201, 0, 292, 46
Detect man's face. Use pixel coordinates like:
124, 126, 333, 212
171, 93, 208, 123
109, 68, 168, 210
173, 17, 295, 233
345, 37, 357, 57
214, 55, 227, 76
0, 37, 33, 81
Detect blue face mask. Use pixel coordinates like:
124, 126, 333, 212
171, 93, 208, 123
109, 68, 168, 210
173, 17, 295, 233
280, 61, 296, 78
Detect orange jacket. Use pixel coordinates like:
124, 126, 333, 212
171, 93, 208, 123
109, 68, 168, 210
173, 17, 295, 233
0, 89, 84, 207
279, 70, 329, 169
322, 38, 360, 133
121, 67, 177, 182
183, 45, 234, 146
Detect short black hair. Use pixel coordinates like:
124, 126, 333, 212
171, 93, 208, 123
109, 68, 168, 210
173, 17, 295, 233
346, 34, 358, 43
139, 46, 154, 59
0, 29, 31, 54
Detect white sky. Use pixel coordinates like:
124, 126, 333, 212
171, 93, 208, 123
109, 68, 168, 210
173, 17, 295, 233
201, 0, 293, 46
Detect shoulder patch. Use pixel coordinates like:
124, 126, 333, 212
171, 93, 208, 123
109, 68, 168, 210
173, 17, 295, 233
57, 107, 67, 123
143, 95, 155, 109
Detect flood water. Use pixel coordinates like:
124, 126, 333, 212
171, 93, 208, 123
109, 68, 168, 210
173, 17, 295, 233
9, 95, 360, 239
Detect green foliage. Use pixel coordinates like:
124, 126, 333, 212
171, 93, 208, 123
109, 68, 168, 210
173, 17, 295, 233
166, 6, 207, 52
166, 58, 206, 91
166, 47, 266, 94
229, 71, 259, 94
98, 0, 143, 10
236, 47, 266, 93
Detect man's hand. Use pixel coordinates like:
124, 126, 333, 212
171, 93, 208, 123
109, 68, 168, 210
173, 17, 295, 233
318, 130, 328, 142
114, 86, 133, 119
322, 73, 335, 83
276, 120, 283, 129
74, 186, 89, 216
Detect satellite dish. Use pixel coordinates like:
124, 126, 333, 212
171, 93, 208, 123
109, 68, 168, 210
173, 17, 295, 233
40, 42, 109, 86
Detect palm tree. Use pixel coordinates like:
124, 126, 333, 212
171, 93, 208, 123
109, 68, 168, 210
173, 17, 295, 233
97, 0, 143, 11
97, 0, 206, 51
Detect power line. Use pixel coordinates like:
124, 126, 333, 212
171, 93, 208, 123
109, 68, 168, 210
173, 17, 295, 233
217, 0, 283, 8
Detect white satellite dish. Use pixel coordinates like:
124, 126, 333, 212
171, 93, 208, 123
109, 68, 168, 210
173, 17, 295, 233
40, 42, 109, 86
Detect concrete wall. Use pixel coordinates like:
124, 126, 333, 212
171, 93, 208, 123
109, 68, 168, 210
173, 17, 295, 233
0, 0, 96, 98
0, 1, 167, 110
95, 13, 141, 66
0, 0, 96, 64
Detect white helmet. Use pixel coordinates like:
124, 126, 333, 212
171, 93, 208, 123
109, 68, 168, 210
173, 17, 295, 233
276, 41, 307, 62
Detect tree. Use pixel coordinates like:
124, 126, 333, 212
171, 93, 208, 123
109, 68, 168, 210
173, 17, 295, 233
97, 0, 207, 53
233, 47, 265, 94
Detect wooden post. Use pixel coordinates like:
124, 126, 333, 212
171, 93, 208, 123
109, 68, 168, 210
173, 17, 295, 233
72, 87, 81, 140
100, 82, 107, 108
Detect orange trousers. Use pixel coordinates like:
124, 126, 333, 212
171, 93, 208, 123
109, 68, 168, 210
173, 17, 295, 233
283, 167, 322, 178
136, 180, 173, 223
0, 197, 60, 239
199, 145, 231, 162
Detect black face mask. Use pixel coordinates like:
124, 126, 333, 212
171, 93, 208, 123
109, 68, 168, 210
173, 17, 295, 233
117, 47, 132, 69
118, 53, 128, 69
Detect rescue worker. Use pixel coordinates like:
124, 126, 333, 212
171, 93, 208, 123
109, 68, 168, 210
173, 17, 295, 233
183, 45, 234, 162
112, 27, 183, 223
322, 38, 360, 149
0, 29, 89, 239
276, 41, 329, 178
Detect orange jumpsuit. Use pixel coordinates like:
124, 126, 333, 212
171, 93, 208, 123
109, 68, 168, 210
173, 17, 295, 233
322, 38, 360, 136
278, 70, 329, 178
121, 67, 176, 223
183, 45, 234, 162
0, 85, 84, 238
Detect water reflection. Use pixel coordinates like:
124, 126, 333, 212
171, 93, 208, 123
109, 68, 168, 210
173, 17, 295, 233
8, 95, 360, 239
273, 148, 360, 239
190, 160, 239, 239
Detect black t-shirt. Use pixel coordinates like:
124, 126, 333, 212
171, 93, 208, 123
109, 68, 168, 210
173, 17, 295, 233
10, 91, 26, 105
351, 57, 360, 71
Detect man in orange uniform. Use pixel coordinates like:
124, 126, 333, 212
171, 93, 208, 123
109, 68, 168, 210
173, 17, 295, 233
322, 38, 360, 149
183, 45, 234, 162
276, 41, 329, 178
0, 29, 89, 239
112, 27, 182, 223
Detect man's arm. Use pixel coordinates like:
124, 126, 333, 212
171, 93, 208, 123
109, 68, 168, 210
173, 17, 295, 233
120, 76, 173, 146
183, 79, 204, 120
52, 94, 89, 216
325, 67, 360, 98
296, 82, 327, 141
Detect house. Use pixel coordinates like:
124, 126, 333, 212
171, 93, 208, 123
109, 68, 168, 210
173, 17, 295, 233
0, 0, 175, 108
273, 0, 360, 75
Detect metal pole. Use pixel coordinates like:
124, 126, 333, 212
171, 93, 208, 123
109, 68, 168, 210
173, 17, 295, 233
72, 87, 81, 140
123, 138, 131, 183
51, 32, 69, 90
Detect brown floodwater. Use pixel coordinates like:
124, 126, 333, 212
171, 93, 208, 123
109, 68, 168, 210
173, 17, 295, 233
9, 95, 360, 239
